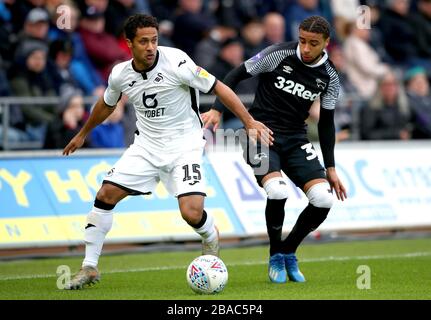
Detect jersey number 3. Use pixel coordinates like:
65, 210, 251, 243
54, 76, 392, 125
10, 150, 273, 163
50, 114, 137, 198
301, 143, 318, 161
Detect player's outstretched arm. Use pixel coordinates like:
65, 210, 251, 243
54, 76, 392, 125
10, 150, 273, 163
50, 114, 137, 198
201, 64, 251, 132
63, 98, 116, 155
201, 108, 222, 131
212, 80, 274, 146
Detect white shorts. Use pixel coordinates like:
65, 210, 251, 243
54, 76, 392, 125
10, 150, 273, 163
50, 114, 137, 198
103, 143, 206, 198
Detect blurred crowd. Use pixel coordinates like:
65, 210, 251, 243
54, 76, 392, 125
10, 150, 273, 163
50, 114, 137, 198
1, 0, 431, 150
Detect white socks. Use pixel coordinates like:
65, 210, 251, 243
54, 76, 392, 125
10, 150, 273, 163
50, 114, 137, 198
193, 212, 217, 242
82, 207, 113, 268
82, 208, 215, 267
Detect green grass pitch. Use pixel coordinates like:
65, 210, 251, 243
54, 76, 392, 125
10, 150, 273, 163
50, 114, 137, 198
0, 237, 430, 300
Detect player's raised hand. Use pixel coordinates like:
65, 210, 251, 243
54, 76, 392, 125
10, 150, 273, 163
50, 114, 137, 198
201, 109, 222, 132
245, 119, 274, 147
326, 167, 347, 201
63, 134, 86, 156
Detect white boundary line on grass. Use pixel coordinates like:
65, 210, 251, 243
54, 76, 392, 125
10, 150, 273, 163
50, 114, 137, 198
1, 251, 430, 281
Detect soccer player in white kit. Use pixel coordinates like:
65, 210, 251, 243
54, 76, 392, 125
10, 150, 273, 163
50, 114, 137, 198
62, 14, 273, 289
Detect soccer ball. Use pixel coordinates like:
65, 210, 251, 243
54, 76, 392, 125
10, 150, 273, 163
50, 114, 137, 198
186, 255, 228, 294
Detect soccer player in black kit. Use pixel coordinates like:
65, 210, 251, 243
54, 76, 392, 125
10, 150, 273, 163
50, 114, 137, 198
202, 16, 347, 283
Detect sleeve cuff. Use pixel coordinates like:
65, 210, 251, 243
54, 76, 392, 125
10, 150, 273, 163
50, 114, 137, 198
206, 78, 218, 94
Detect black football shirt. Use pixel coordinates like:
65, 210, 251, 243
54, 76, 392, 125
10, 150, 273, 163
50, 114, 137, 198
243, 41, 340, 135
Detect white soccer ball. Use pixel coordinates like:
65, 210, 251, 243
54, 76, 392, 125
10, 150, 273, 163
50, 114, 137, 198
186, 255, 228, 294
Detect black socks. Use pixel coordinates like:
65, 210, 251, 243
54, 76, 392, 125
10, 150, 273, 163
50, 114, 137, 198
281, 204, 329, 254
265, 198, 287, 256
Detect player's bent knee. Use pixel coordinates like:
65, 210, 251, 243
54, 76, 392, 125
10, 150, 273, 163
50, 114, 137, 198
263, 177, 289, 200
178, 200, 204, 225
96, 185, 123, 206
95, 191, 116, 205
94, 198, 116, 211
181, 209, 202, 226
306, 182, 334, 208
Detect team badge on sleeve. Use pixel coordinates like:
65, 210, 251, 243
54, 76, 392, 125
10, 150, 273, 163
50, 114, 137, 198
316, 78, 327, 90
196, 66, 210, 79
250, 52, 262, 61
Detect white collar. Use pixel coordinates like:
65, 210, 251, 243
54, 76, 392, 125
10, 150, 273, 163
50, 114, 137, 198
296, 44, 328, 68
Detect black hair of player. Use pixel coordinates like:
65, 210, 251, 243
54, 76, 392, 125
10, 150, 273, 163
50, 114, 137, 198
124, 14, 159, 41
299, 16, 331, 39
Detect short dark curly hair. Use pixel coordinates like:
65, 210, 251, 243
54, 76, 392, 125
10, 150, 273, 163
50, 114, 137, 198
299, 16, 331, 39
123, 14, 159, 41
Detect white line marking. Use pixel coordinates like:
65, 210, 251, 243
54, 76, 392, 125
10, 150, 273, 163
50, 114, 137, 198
1, 251, 430, 281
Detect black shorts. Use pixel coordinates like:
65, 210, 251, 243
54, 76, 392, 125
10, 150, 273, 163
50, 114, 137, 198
240, 132, 326, 189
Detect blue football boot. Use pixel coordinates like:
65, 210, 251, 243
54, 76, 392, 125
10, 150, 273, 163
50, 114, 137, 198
268, 253, 287, 283
284, 253, 306, 282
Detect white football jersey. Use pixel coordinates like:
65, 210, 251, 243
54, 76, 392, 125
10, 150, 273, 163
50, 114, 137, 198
104, 46, 217, 154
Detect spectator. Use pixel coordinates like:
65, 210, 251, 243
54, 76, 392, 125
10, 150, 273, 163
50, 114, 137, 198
194, 22, 238, 69
121, 100, 137, 147
256, 0, 290, 17
78, 5, 130, 82
48, 3, 105, 97
0, 55, 29, 149
76, 0, 109, 13
405, 66, 431, 139
284, 0, 322, 41
90, 99, 125, 148
360, 71, 412, 140
208, 38, 245, 86
134, 0, 152, 14
171, 0, 216, 57
0, 56, 11, 97
105, 0, 139, 38
149, 0, 178, 22
0, 37, 27, 147
10, 0, 45, 33
107, 1, 148, 57
262, 12, 285, 46
156, 19, 175, 47
46, 39, 80, 95
240, 18, 266, 59
411, 0, 431, 60
16, 7, 50, 44
214, 0, 260, 29
343, 23, 390, 99
13, 7, 50, 80
328, 45, 362, 141
330, 0, 360, 41
319, 0, 334, 23
10, 40, 57, 144
208, 37, 257, 129
366, 2, 394, 64
0, 0, 17, 67
44, 89, 89, 149
379, 0, 429, 71
45, 0, 64, 17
